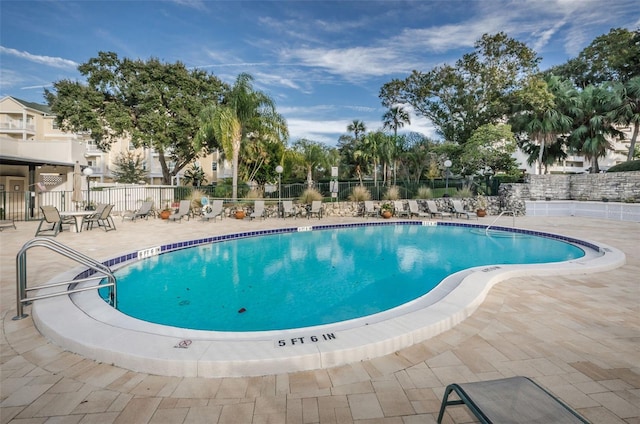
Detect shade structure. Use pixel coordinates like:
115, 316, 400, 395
72, 162, 83, 207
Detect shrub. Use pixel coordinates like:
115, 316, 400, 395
348, 185, 371, 202
188, 189, 206, 208
415, 186, 433, 199
299, 188, 323, 203
383, 186, 401, 200
455, 187, 473, 198
607, 160, 640, 172
244, 188, 263, 199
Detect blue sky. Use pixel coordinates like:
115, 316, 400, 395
1, 1, 638, 146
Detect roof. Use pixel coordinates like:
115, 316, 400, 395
2, 96, 52, 115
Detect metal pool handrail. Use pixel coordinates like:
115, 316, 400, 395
14, 237, 117, 320
485, 211, 516, 235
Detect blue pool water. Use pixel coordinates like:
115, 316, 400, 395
103, 224, 585, 332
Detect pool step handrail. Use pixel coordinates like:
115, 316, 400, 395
14, 237, 117, 320
485, 211, 516, 235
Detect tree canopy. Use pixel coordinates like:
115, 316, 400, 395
45, 51, 227, 184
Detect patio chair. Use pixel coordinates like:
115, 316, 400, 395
0, 219, 16, 231
168, 200, 191, 222
407, 200, 429, 219
426, 200, 453, 219
201, 199, 224, 222
35, 205, 76, 236
452, 199, 477, 219
250, 200, 265, 220
394, 200, 410, 218
84, 204, 116, 231
363, 200, 377, 218
282, 200, 297, 219
122, 201, 153, 221
308, 200, 323, 219
437, 376, 589, 424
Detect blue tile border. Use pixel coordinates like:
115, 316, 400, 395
74, 220, 600, 281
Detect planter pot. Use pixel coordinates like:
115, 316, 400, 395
234, 210, 246, 219
159, 210, 171, 220
381, 210, 392, 219
476, 209, 487, 217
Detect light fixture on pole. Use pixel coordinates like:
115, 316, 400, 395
82, 167, 94, 210
276, 165, 283, 218
444, 160, 452, 196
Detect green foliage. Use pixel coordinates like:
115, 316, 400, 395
455, 187, 474, 198
459, 123, 518, 175
415, 186, 433, 199
111, 151, 148, 184
380, 32, 540, 144
45, 51, 226, 184
182, 163, 207, 187
348, 185, 371, 202
606, 160, 640, 172
299, 188, 323, 203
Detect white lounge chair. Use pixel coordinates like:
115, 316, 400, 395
250, 200, 265, 220
426, 200, 452, 219
308, 200, 323, 219
363, 201, 377, 218
394, 200, 410, 218
35, 205, 77, 236
281, 200, 297, 219
201, 199, 224, 222
451, 199, 477, 219
407, 200, 429, 219
168, 200, 191, 222
84, 204, 116, 231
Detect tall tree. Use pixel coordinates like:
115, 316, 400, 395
45, 51, 226, 184
380, 32, 540, 144
459, 123, 518, 176
347, 120, 366, 142
510, 76, 577, 174
292, 138, 328, 188
111, 151, 148, 184
568, 85, 623, 173
198, 73, 288, 200
382, 105, 411, 185
609, 76, 640, 161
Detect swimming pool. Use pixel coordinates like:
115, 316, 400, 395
32, 221, 624, 377
106, 224, 586, 332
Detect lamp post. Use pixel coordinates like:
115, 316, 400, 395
444, 160, 452, 196
82, 167, 94, 210
484, 167, 494, 195
276, 165, 283, 218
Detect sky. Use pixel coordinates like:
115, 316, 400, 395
1, 0, 638, 146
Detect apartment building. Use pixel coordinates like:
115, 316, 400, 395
0, 96, 222, 191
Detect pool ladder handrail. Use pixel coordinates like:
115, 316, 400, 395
485, 210, 516, 235
14, 237, 117, 320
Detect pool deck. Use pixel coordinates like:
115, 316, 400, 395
1, 214, 639, 423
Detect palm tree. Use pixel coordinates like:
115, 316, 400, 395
510, 76, 576, 174
609, 76, 640, 161
198, 73, 287, 200
347, 120, 366, 142
568, 84, 623, 173
292, 139, 328, 188
382, 106, 410, 185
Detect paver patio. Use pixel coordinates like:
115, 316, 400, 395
1, 214, 638, 423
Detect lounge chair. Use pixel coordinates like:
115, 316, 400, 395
168, 200, 191, 222
452, 199, 477, 219
202, 199, 224, 222
308, 200, 323, 219
426, 200, 452, 219
0, 219, 16, 231
407, 200, 429, 219
363, 201, 377, 218
437, 376, 589, 424
122, 201, 153, 221
393, 201, 410, 218
84, 204, 116, 231
282, 200, 297, 219
250, 200, 265, 220
35, 205, 76, 236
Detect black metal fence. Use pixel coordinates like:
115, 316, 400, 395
1, 179, 473, 222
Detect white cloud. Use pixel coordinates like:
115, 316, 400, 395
0, 46, 78, 69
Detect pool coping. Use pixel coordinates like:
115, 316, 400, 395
31, 221, 626, 377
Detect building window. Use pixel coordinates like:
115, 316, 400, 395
212, 162, 217, 171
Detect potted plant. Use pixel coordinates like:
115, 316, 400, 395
159, 203, 172, 220
380, 202, 394, 219
476, 195, 488, 217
